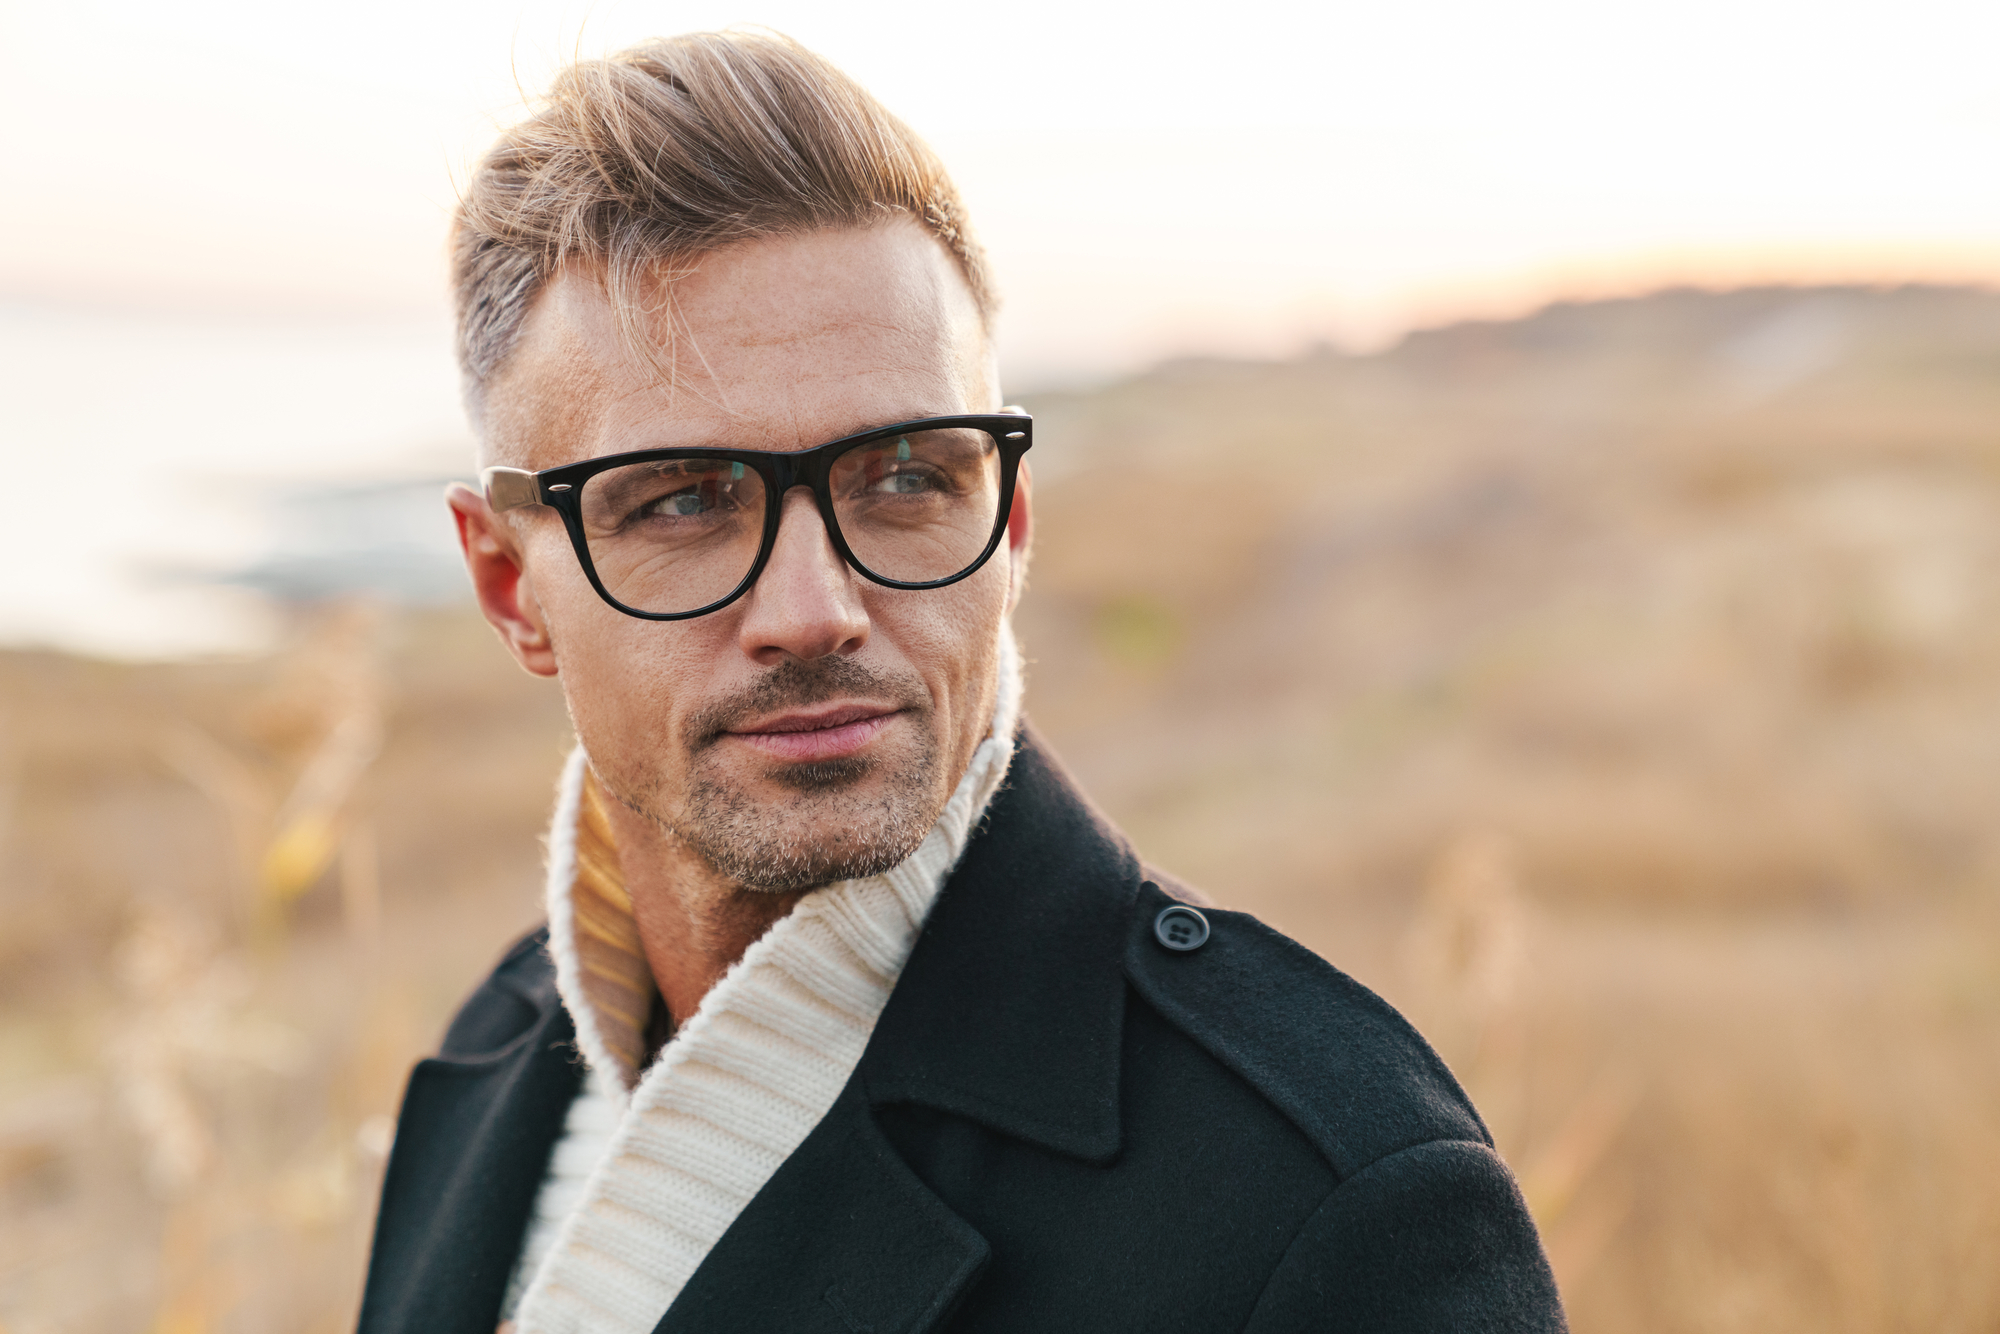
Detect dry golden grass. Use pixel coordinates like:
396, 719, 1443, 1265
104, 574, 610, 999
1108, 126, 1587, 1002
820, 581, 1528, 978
0, 608, 570, 1332
3, 284, 1999, 1331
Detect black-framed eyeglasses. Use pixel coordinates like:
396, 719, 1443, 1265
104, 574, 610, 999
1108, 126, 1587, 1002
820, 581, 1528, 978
481, 413, 1032, 620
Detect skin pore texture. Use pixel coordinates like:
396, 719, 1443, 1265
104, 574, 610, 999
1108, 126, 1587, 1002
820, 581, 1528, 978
450, 218, 1031, 1031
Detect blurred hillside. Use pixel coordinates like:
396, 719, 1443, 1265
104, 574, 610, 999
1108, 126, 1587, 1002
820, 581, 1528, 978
4, 284, 2000, 1332
1022, 283, 2000, 915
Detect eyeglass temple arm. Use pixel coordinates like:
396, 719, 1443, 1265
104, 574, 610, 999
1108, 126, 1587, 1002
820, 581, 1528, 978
481, 467, 543, 513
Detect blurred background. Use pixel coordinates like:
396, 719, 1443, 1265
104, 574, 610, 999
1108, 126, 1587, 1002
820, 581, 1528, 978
3, 1, 1999, 1330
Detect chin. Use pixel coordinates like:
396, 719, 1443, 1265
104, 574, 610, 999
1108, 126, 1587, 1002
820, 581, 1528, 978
766, 755, 874, 793
681, 742, 946, 894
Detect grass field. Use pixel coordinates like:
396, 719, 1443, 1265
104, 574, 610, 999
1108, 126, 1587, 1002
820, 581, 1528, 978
3, 284, 1999, 1331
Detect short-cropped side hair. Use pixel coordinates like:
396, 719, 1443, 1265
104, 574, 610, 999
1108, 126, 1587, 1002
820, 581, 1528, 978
451, 30, 993, 412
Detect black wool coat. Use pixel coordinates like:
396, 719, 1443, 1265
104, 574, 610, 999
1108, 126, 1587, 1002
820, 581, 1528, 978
358, 728, 1566, 1333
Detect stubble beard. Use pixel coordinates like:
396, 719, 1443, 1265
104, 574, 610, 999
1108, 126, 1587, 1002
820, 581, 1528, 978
636, 657, 949, 894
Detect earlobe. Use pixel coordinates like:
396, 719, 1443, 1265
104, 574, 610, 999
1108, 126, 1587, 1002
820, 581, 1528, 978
446, 483, 560, 678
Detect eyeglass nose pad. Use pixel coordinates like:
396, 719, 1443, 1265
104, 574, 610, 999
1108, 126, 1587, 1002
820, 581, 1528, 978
766, 484, 851, 569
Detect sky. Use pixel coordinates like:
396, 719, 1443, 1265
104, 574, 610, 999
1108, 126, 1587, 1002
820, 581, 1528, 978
3, 0, 1997, 655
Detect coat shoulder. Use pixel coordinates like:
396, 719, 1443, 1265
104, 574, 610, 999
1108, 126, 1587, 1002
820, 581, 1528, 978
1123, 880, 1489, 1181
437, 924, 558, 1058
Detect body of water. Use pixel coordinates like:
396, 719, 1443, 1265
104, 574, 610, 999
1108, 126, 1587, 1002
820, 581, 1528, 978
0, 302, 476, 658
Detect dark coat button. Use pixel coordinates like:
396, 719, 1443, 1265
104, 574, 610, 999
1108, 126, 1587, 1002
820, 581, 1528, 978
1153, 905, 1210, 952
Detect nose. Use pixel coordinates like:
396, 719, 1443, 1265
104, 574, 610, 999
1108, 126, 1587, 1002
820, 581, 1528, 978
735, 487, 870, 665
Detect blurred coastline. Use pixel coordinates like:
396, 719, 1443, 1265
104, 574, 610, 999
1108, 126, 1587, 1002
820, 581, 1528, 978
4, 283, 2000, 1331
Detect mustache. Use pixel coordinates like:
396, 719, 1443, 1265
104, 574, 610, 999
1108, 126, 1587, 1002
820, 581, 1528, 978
682, 656, 929, 749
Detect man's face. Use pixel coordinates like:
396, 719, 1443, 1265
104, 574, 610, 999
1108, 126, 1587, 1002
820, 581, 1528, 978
465, 219, 1024, 892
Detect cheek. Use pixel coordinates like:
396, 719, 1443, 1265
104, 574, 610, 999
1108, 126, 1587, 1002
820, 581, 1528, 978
889, 555, 1007, 648
872, 559, 1010, 723
554, 618, 742, 809
529, 535, 711, 742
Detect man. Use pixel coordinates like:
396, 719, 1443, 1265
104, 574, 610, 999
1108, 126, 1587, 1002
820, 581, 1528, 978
359, 30, 1566, 1334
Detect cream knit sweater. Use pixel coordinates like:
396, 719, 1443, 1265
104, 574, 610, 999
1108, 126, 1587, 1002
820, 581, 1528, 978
502, 630, 1023, 1333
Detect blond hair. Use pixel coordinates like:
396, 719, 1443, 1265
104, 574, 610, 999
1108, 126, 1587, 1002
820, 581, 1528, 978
452, 30, 993, 408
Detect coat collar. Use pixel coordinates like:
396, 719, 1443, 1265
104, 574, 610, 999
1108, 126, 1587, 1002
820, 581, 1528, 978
359, 993, 583, 1334
857, 723, 1141, 1163
659, 1079, 992, 1334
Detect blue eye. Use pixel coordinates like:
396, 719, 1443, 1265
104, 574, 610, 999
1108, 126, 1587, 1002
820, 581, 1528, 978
653, 491, 708, 516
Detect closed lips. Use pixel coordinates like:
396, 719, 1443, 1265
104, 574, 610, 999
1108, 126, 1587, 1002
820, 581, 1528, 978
727, 707, 899, 762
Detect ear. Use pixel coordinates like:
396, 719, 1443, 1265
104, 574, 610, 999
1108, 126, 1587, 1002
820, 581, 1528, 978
446, 483, 558, 678
1004, 459, 1033, 614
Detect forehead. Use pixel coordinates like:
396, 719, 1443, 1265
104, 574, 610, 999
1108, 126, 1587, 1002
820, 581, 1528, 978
482, 219, 992, 469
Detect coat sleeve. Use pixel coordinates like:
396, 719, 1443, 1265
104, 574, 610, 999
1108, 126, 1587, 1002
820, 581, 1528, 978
1243, 1139, 1568, 1333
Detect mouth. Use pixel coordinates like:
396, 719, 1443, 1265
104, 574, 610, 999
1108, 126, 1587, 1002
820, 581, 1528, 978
722, 703, 903, 765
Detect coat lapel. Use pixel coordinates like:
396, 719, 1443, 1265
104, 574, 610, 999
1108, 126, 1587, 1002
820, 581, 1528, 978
656, 1078, 990, 1334
358, 996, 582, 1334
862, 726, 1138, 1160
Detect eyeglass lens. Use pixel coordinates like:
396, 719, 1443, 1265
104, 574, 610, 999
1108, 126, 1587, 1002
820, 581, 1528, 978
575, 428, 1004, 615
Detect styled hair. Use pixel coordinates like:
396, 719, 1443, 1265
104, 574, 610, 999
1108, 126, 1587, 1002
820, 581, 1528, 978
451, 30, 993, 410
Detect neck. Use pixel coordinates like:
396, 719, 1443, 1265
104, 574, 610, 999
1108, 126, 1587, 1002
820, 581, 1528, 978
602, 799, 805, 1030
